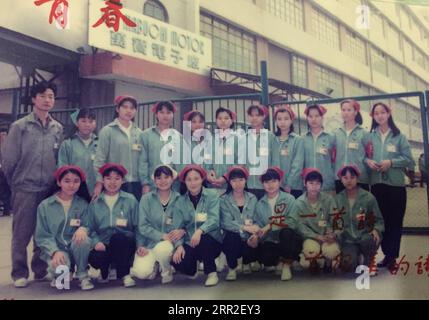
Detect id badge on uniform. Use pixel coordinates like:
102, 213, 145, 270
196, 212, 208, 222
356, 214, 366, 221
244, 219, 253, 226
317, 147, 328, 155
387, 144, 397, 153
260, 147, 269, 156
165, 217, 173, 225
348, 142, 359, 150
132, 144, 142, 151
54, 143, 60, 150
318, 220, 327, 227
91, 154, 96, 161
116, 218, 128, 227
224, 148, 233, 156
70, 219, 81, 227
204, 153, 212, 161
281, 148, 289, 156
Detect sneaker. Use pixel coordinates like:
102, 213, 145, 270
242, 264, 252, 274
198, 262, 204, 271
250, 261, 262, 272
204, 272, 219, 287
187, 273, 199, 280
97, 276, 109, 284
34, 273, 52, 282
226, 268, 237, 281
275, 262, 283, 275
80, 278, 94, 291
108, 268, 117, 280
14, 278, 28, 288
265, 266, 276, 272
161, 273, 174, 284
123, 275, 136, 288
215, 254, 227, 272
281, 264, 292, 281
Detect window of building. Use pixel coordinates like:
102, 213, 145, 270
371, 46, 387, 76
315, 65, 343, 97
344, 30, 367, 65
143, 0, 168, 22
349, 79, 370, 112
387, 23, 401, 51
311, 9, 340, 49
413, 47, 425, 69
291, 55, 308, 88
267, 0, 304, 30
388, 58, 405, 86
200, 13, 257, 75
370, 11, 385, 39
405, 71, 417, 91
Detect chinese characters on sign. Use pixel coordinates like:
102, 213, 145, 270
92, 0, 136, 32
88, 0, 211, 75
34, 0, 70, 29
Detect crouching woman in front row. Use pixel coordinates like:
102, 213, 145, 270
171, 164, 223, 287
35, 165, 93, 290
295, 168, 341, 273
335, 165, 384, 273
252, 167, 303, 281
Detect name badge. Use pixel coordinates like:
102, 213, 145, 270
132, 144, 142, 151
196, 212, 208, 222
318, 220, 327, 228
260, 147, 269, 156
318, 147, 328, 155
165, 217, 173, 225
70, 219, 81, 227
91, 154, 96, 161
356, 214, 366, 221
348, 142, 359, 150
54, 143, 60, 149
224, 148, 233, 156
204, 153, 212, 161
116, 218, 128, 227
386, 144, 396, 153
281, 148, 289, 156
244, 219, 253, 226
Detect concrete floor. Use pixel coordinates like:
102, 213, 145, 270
1, 216, 428, 300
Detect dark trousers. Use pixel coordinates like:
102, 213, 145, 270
11, 190, 50, 280
371, 184, 406, 259
335, 180, 370, 194
341, 237, 379, 272
258, 229, 303, 267
88, 233, 136, 279
171, 234, 222, 275
248, 189, 265, 201
121, 182, 142, 201
222, 231, 258, 269
290, 189, 303, 199
0, 169, 11, 215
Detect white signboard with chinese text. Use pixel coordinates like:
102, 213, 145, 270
88, 0, 212, 75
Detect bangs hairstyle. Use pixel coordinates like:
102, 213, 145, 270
247, 105, 264, 116
370, 102, 400, 137
154, 166, 175, 179
114, 97, 137, 120
261, 169, 281, 183
225, 169, 249, 195
305, 171, 323, 185
340, 100, 363, 125
216, 107, 235, 129
275, 108, 295, 136
50, 168, 91, 203
102, 167, 126, 179
155, 101, 175, 113
179, 169, 207, 195
339, 166, 359, 178
76, 108, 96, 121
188, 111, 205, 123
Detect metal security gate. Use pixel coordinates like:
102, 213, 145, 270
269, 91, 429, 234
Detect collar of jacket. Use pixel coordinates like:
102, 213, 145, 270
259, 190, 287, 204
108, 119, 138, 130
29, 112, 55, 127
46, 194, 82, 206
150, 190, 180, 204
73, 133, 98, 143
98, 190, 132, 202
339, 124, 362, 134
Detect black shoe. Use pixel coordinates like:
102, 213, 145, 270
377, 257, 396, 268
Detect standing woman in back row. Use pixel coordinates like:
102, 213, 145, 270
93, 96, 144, 200
333, 99, 371, 193
365, 102, 412, 270
302, 105, 336, 194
